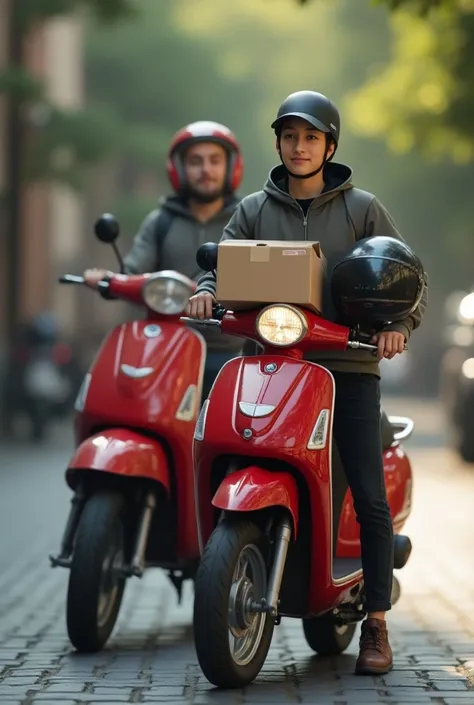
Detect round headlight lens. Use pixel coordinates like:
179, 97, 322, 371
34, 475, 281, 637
256, 305, 307, 346
142, 274, 193, 315
459, 293, 474, 323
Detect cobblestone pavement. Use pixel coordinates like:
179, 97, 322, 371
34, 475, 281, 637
1, 401, 474, 705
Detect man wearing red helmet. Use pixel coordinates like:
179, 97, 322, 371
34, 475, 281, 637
84, 120, 244, 399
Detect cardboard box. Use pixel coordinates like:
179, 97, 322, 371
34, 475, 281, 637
215, 240, 326, 313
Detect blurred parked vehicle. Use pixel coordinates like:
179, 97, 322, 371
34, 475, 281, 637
439, 290, 474, 461
2, 312, 83, 442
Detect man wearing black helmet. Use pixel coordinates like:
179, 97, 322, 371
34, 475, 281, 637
84, 121, 245, 400
187, 92, 428, 675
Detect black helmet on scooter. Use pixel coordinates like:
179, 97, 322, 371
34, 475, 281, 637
331, 236, 425, 324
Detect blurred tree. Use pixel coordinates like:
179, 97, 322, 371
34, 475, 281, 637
0, 0, 137, 190
84, 0, 266, 236
341, 0, 474, 163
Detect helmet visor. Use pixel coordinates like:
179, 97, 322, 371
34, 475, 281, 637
272, 112, 332, 136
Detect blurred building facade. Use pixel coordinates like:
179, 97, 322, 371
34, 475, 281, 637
0, 2, 85, 365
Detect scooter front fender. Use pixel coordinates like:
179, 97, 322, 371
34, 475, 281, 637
212, 466, 299, 537
66, 428, 170, 494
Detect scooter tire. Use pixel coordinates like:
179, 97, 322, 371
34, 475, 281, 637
66, 490, 126, 653
302, 612, 357, 656
193, 518, 274, 689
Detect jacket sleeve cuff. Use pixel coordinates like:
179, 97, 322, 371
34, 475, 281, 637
382, 322, 411, 341
196, 284, 216, 296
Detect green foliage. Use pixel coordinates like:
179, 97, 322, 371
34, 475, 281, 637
27, 103, 124, 187
0, 69, 43, 102
374, 0, 467, 13
84, 0, 264, 191
345, 1, 474, 163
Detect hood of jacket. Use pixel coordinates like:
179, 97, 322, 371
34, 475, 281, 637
263, 162, 353, 209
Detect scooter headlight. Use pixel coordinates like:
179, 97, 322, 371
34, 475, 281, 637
256, 304, 307, 347
142, 271, 194, 316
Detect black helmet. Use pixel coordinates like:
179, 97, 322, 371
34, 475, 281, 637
331, 236, 425, 324
271, 91, 340, 144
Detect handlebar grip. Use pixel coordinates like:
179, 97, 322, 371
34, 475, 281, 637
58, 274, 85, 284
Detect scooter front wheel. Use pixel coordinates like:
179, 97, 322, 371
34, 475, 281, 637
193, 518, 274, 688
66, 490, 126, 652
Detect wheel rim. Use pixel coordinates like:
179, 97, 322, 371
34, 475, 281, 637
227, 544, 267, 667
97, 521, 124, 629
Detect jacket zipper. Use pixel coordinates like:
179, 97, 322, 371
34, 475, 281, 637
295, 202, 310, 240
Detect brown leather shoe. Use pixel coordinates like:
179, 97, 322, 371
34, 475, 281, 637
355, 618, 393, 675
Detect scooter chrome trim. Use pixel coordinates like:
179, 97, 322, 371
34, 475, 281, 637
389, 415, 414, 443
264, 517, 292, 614
239, 402, 276, 418
130, 490, 156, 576
120, 364, 154, 379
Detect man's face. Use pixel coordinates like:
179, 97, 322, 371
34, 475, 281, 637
278, 117, 334, 176
182, 142, 228, 202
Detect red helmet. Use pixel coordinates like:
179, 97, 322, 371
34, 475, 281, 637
166, 121, 243, 194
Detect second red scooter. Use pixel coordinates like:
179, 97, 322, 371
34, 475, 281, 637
50, 215, 205, 653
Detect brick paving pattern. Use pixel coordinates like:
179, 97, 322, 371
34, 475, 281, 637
0, 406, 473, 705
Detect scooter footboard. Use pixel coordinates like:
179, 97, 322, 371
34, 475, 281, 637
66, 428, 170, 494
212, 466, 299, 537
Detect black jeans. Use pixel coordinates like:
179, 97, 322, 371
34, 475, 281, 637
332, 371, 394, 613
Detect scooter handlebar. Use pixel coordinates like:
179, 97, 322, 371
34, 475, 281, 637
347, 340, 408, 352
180, 316, 222, 327
180, 303, 225, 326
58, 274, 85, 285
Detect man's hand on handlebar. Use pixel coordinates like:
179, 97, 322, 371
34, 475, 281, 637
186, 292, 216, 319
83, 268, 112, 289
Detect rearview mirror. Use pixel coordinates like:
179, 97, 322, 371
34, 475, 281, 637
196, 242, 218, 272
94, 213, 120, 244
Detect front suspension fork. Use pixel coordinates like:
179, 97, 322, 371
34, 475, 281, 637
49, 485, 86, 568
50, 487, 157, 578
253, 515, 292, 619
129, 490, 156, 576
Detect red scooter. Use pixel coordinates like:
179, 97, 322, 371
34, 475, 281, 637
50, 215, 205, 653
188, 240, 419, 688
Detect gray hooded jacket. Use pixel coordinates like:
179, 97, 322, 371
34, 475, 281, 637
196, 162, 428, 376
123, 195, 243, 354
